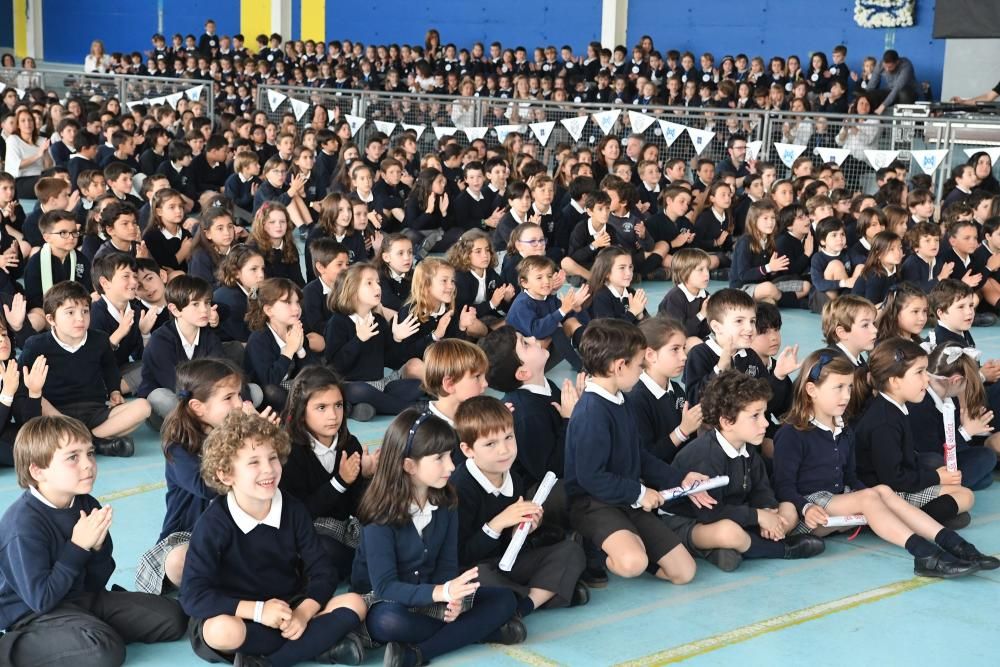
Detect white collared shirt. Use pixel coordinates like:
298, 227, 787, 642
309, 433, 348, 491
30, 486, 74, 509
716, 430, 750, 458
835, 342, 862, 367
711, 208, 726, 223
466, 459, 514, 498
101, 296, 131, 324
356, 189, 374, 204
389, 268, 406, 283
510, 209, 526, 226
467, 188, 484, 202
678, 283, 708, 303
176, 321, 200, 360
160, 226, 183, 241
571, 199, 586, 214
881, 393, 909, 416
859, 238, 871, 252
429, 303, 448, 318
639, 372, 672, 400
607, 284, 629, 301
319, 276, 333, 296
410, 501, 438, 537
51, 329, 87, 354
227, 489, 283, 534
809, 415, 844, 438
428, 401, 455, 426
521, 380, 552, 397
587, 219, 604, 238
269, 324, 306, 360
584, 380, 624, 405
471, 269, 487, 304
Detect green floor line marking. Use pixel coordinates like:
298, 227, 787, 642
98, 481, 166, 503
489, 644, 563, 666
613, 576, 939, 666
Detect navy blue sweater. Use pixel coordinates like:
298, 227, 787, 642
454, 269, 505, 320
160, 443, 218, 540
324, 311, 399, 380
0, 491, 115, 628
451, 464, 528, 565
503, 381, 566, 487
729, 236, 771, 287
243, 328, 320, 387
854, 394, 940, 492
395, 304, 464, 361
351, 508, 458, 606
180, 493, 337, 619
589, 285, 644, 323
89, 298, 144, 368
657, 286, 710, 339
253, 180, 292, 213
564, 390, 683, 505
213, 285, 252, 343
279, 435, 365, 521
692, 209, 733, 253
250, 242, 305, 287
626, 378, 686, 463
138, 322, 224, 397
224, 173, 258, 213
23, 248, 91, 311
506, 292, 566, 340
142, 226, 191, 272
851, 269, 900, 305
379, 271, 412, 315
773, 231, 810, 280
900, 254, 942, 293
683, 341, 768, 405
20, 331, 119, 407
810, 251, 853, 293
187, 248, 222, 290
772, 423, 866, 513
938, 247, 986, 285
302, 279, 332, 336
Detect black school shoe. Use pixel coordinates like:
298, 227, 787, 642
704, 548, 743, 572
942, 511, 972, 530
317, 632, 366, 665
945, 543, 1000, 570
349, 403, 377, 422
580, 565, 608, 588
491, 616, 527, 645
570, 579, 591, 607
92, 435, 135, 457
383, 642, 422, 667
914, 552, 980, 578
233, 655, 269, 667
783, 534, 826, 559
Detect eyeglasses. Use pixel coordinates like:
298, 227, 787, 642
518, 238, 546, 247
47, 230, 81, 239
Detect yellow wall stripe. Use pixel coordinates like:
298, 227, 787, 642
13, 0, 27, 58
241, 0, 272, 52
301, 0, 325, 43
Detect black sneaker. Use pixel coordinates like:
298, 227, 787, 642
383, 642, 421, 667
491, 617, 527, 645
317, 631, 365, 665
704, 548, 743, 572
942, 511, 972, 530
580, 565, 608, 588
92, 436, 135, 458
914, 552, 980, 578
783, 534, 826, 559
349, 403, 377, 422
570, 579, 591, 607
945, 543, 1000, 570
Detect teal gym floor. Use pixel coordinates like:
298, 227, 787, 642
2, 279, 999, 666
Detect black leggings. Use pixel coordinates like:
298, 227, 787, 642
343, 379, 424, 416
366, 586, 516, 662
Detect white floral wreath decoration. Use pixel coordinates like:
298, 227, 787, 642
854, 0, 915, 28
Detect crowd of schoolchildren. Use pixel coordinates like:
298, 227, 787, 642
1, 22, 999, 667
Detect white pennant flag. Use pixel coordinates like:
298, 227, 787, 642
963, 146, 1000, 165
746, 140, 763, 161
529, 121, 556, 147
149, 96, 166, 107
813, 146, 851, 166
401, 123, 425, 139
14, 88, 24, 99
344, 114, 366, 136
288, 97, 310, 121
864, 149, 899, 171
561, 115, 588, 142
627, 110, 656, 135
591, 109, 621, 136
910, 149, 950, 175
373, 120, 396, 136
0, 82, 5, 93
463, 126, 489, 142
165, 92, 184, 109
656, 120, 687, 147
774, 142, 808, 168
126, 100, 144, 111
493, 124, 522, 143
186, 85, 204, 102
267, 89, 287, 111
687, 128, 716, 156
433, 126, 459, 140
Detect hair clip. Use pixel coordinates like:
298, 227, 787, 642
809, 352, 834, 382
177, 389, 192, 400
893, 348, 905, 364
944, 346, 981, 365
404, 411, 431, 457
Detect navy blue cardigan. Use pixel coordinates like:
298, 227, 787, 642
243, 328, 320, 387
772, 423, 866, 513
160, 443, 218, 540
138, 322, 224, 397
213, 285, 252, 343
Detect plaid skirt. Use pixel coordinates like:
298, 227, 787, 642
896, 485, 942, 508
356, 591, 476, 648
773, 279, 805, 294
314, 516, 362, 549
135, 531, 192, 594
790, 491, 838, 535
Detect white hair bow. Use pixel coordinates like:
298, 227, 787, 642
943, 346, 981, 365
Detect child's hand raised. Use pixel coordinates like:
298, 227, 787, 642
962, 272, 983, 288
361, 448, 380, 478
552, 270, 567, 292
354, 314, 379, 342
3, 293, 25, 333
766, 252, 789, 273
554, 377, 580, 418
433, 310, 454, 340
22, 355, 47, 397
391, 313, 420, 342
458, 305, 478, 333
938, 261, 954, 280
71, 506, 113, 551
961, 409, 995, 437
1, 359, 19, 397
773, 344, 801, 380
246, 402, 282, 426
207, 305, 220, 328
283, 322, 305, 356
628, 288, 647, 316
339, 451, 361, 484
593, 230, 611, 249
679, 401, 703, 437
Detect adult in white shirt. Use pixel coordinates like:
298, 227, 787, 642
5, 109, 51, 199
84, 39, 112, 73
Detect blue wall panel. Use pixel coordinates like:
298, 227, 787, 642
626, 0, 945, 97
161, 0, 240, 45
0, 0, 13, 51
325, 0, 602, 52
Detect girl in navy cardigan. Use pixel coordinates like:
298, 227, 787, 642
213, 244, 265, 344
396, 258, 485, 361
187, 207, 237, 290
586, 246, 648, 323
135, 359, 242, 594
692, 181, 735, 265
180, 411, 368, 666
772, 349, 995, 578
730, 200, 809, 307
445, 229, 514, 328
375, 233, 415, 322
325, 263, 424, 418
305, 193, 368, 279
244, 278, 320, 411
142, 188, 193, 273
875, 283, 928, 346
851, 231, 903, 308
352, 409, 524, 667
280, 367, 377, 578
248, 202, 305, 287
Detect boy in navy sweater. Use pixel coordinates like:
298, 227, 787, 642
452, 396, 588, 616
0, 416, 185, 666
302, 239, 349, 355
682, 288, 769, 405
565, 319, 714, 584
180, 411, 367, 666
21, 282, 150, 457
24, 210, 92, 332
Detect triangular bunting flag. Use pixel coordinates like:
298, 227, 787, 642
746, 141, 763, 161
165, 92, 184, 109
14, 88, 24, 99
494, 124, 522, 143
774, 142, 808, 168
591, 109, 622, 135
910, 149, 950, 175
656, 120, 687, 147
627, 110, 656, 135
148, 96, 166, 107
433, 126, 459, 140
687, 128, 716, 156
401, 123, 425, 139
125, 101, 144, 111
0, 82, 5, 93
267, 89, 287, 112
285, 97, 308, 121
963, 147, 1000, 165
561, 116, 588, 142
813, 146, 851, 166
344, 114, 366, 136
864, 149, 899, 171
529, 121, 556, 147
463, 127, 489, 142
373, 120, 397, 136
186, 85, 204, 102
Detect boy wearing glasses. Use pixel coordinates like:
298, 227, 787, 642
24, 211, 91, 332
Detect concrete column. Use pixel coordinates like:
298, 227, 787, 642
601, 0, 628, 48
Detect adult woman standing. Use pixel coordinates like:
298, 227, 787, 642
84, 39, 111, 73
5, 109, 51, 199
